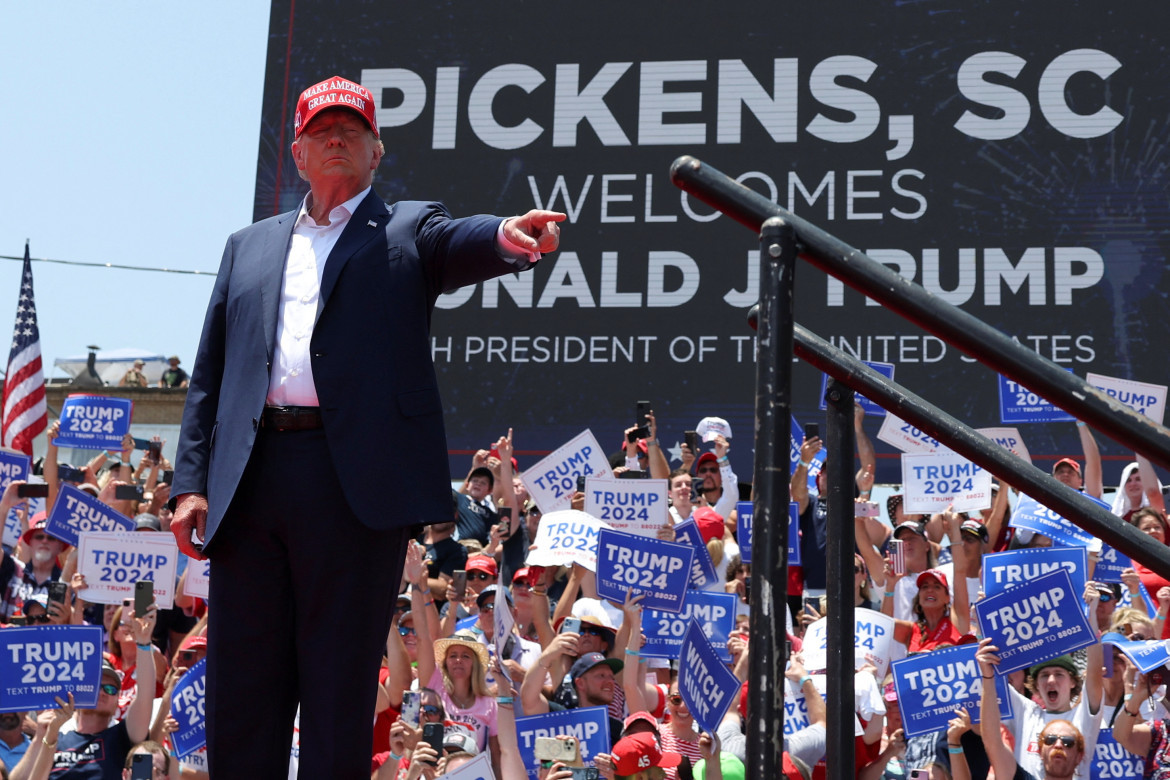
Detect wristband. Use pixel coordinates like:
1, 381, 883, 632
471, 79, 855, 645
717, 455, 730, 464
625, 649, 641, 657
646, 439, 658, 447
799, 675, 812, 686
136, 643, 153, 652
497, 696, 514, 704
948, 746, 963, 754
859, 490, 871, 498
799, 460, 812, 469
43, 737, 56, 747
884, 591, 895, 598
1076, 421, 1086, 427
982, 675, 994, 680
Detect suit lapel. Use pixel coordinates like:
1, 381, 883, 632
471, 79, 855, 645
260, 210, 298, 362
318, 191, 391, 311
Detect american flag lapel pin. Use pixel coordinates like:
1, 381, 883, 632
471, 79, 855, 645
367, 220, 377, 228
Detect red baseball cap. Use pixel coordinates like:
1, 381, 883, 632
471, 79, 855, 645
21, 512, 67, 547
1052, 457, 1081, 475
916, 569, 949, 589
293, 76, 379, 139
696, 452, 719, 468
179, 634, 208, 653
465, 555, 497, 577
693, 507, 725, 544
611, 732, 682, 775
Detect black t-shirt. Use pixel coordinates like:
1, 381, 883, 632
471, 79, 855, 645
49, 719, 131, 779
454, 493, 496, 545
426, 536, 468, 579
798, 497, 829, 590
160, 367, 188, 387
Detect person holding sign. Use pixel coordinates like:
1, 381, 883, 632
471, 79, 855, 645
1111, 668, 1170, 778
30, 610, 156, 778
975, 636, 1104, 779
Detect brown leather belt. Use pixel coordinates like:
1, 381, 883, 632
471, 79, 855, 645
261, 406, 323, 431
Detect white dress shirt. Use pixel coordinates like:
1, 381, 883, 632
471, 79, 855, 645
267, 187, 538, 406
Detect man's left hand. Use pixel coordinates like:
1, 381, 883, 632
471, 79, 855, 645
503, 210, 566, 254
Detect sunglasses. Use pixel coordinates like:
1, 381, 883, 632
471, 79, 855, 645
512, 581, 531, 590
468, 572, 492, 581
668, 694, 683, 705
100, 683, 120, 696
178, 651, 199, 662
854, 566, 864, 574
1043, 734, 1076, 748
696, 467, 719, 475
398, 626, 416, 636
580, 626, 607, 637
26, 614, 50, 624
1097, 592, 1114, 603
480, 603, 495, 612
422, 704, 442, 716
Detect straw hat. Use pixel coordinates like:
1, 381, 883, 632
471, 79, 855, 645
433, 629, 489, 669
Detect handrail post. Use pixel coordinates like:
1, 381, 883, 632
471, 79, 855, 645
749, 217, 796, 775
824, 379, 857, 780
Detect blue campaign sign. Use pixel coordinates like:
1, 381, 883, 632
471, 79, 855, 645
678, 618, 740, 733
998, 374, 1076, 424
1094, 542, 1133, 584
0, 625, 103, 712
891, 644, 1013, 738
672, 519, 719, 591
170, 659, 207, 758
515, 706, 610, 780
1102, 637, 1170, 674
45, 484, 135, 546
1008, 494, 1096, 548
735, 501, 800, 566
0, 451, 29, 493
595, 528, 693, 612
974, 568, 1096, 675
53, 394, 133, 450
1090, 731, 1143, 780
789, 416, 825, 491
642, 590, 738, 662
736, 501, 751, 564
982, 548, 1087, 601
820, 361, 894, 417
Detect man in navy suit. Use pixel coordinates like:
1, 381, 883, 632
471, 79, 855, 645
170, 75, 564, 778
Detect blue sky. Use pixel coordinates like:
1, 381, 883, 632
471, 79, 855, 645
1, 3, 272, 377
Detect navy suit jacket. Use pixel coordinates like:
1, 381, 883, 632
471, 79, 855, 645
173, 191, 524, 545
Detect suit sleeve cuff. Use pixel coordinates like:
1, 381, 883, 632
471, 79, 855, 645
495, 220, 540, 270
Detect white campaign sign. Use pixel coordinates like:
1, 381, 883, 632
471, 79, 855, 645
183, 558, 210, 600
878, 413, 941, 454
902, 451, 993, 514
584, 477, 668, 536
976, 426, 1032, 464
526, 510, 611, 571
801, 608, 896, 679
521, 430, 612, 513
1086, 372, 1167, 423
437, 752, 495, 780
78, 532, 179, 608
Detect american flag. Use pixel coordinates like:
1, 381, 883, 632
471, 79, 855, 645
1, 243, 47, 455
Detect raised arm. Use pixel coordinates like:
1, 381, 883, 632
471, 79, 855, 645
1137, 453, 1165, 514
976, 638, 1017, 780
645, 412, 671, 480
942, 506, 971, 634
125, 606, 159, 743
790, 436, 822, 514
1113, 670, 1155, 756
1078, 423, 1104, 500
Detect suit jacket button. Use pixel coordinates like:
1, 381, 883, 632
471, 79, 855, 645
252, 418, 258, 431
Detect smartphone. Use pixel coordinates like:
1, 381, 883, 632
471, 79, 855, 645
497, 506, 512, 539
684, 430, 699, 453
422, 722, 444, 764
160, 470, 174, 485
8, 615, 25, 626
785, 639, 792, 659
16, 483, 49, 499
803, 596, 821, 615
570, 769, 600, 780
133, 438, 152, 451
134, 580, 155, 618
890, 538, 906, 576
576, 474, 586, 492
560, 616, 582, 635
400, 691, 421, 728
46, 581, 68, 606
618, 469, 648, 479
148, 441, 161, 462
633, 400, 652, 439
130, 753, 153, 780
909, 771, 931, 780
452, 570, 467, 600
115, 484, 144, 501
57, 464, 85, 483
804, 423, 819, 440
534, 736, 578, 763
626, 429, 640, 444
855, 501, 879, 518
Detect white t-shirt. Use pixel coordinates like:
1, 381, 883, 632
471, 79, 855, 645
1007, 686, 1103, 779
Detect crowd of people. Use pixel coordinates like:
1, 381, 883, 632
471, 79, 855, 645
0, 407, 1166, 780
